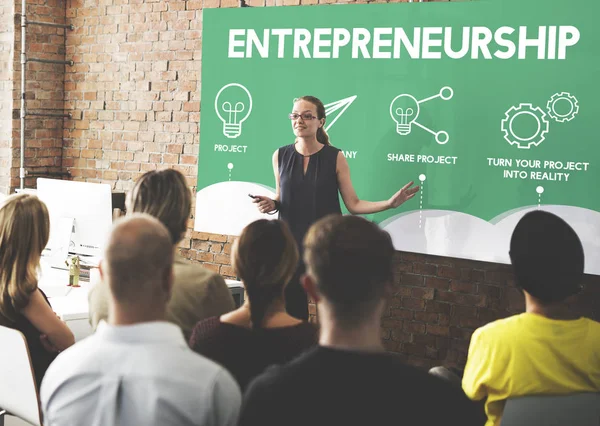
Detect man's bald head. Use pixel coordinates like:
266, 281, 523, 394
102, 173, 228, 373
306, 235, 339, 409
103, 213, 174, 307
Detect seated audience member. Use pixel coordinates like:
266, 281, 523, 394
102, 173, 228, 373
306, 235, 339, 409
41, 214, 241, 426
0, 194, 74, 387
462, 210, 600, 426
189, 219, 318, 391
238, 215, 480, 426
89, 169, 235, 340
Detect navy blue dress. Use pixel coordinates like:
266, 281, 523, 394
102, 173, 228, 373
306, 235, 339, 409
278, 143, 342, 319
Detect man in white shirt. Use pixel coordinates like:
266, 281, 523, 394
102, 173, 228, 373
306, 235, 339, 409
40, 214, 241, 426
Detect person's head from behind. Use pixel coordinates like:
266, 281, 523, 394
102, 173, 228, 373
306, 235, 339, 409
509, 210, 584, 305
232, 219, 298, 328
0, 194, 50, 323
302, 214, 394, 328
126, 168, 191, 245
290, 96, 330, 145
101, 214, 174, 323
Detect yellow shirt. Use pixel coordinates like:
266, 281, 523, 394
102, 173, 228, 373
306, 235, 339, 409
462, 313, 600, 426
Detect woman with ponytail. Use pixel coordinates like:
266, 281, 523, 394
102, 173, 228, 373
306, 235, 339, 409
189, 219, 318, 390
253, 96, 419, 320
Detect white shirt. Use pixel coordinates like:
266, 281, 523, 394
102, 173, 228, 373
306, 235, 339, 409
40, 321, 241, 426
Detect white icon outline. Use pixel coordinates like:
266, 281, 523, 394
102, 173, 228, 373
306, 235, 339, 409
501, 103, 549, 149
215, 83, 253, 139
546, 92, 579, 123
390, 86, 453, 145
324, 95, 357, 132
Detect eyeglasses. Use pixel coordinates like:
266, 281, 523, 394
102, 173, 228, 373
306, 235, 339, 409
288, 113, 319, 121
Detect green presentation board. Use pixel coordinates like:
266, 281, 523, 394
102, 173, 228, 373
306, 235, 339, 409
195, 0, 600, 275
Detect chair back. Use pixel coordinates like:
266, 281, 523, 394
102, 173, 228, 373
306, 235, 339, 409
0, 325, 42, 426
500, 393, 600, 426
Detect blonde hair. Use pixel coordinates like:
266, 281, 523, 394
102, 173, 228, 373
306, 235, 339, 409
126, 169, 192, 245
233, 219, 299, 328
0, 194, 50, 324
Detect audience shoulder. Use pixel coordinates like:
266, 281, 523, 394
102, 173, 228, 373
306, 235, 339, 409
40, 337, 97, 398
175, 256, 222, 282
473, 313, 522, 338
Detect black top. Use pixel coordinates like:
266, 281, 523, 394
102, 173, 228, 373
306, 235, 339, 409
188, 316, 318, 391
9, 289, 57, 389
278, 143, 342, 249
239, 346, 484, 426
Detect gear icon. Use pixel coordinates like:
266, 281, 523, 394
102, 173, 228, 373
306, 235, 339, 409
501, 103, 549, 149
546, 92, 579, 122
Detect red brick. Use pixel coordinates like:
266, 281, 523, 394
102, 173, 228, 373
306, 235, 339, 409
400, 273, 424, 287
195, 251, 214, 262
438, 314, 450, 326
393, 287, 412, 298
450, 281, 477, 294
210, 234, 228, 243
390, 308, 414, 320
202, 263, 220, 273
412, 334, 437, 347
401, 252, 429, 263
451, 305, 478, 317
472, 269, 485, 282
438, 266, 462, 279
450, 327, 475, 340
383, 340, 399, 353
413, 263, 437, 275
426, 325, 450, 336
403, 343, 426, 357
402, 298, 425, 311
425, 346, 440, 359
414, 312, 438, 323
214, 254, 230, 265
381, 318, 404, 329
478, 284, 502, 299
425, 276, 450, 290
411, 287, 435, 300
209, 243, 224, 254
192, 240, 210, 251
425, 300, 451, 314
485, 269, 514, 284
437, 291, 487, 307
403, 321, 426, 334
391, 329, 411, 343
393, 261, 413, 273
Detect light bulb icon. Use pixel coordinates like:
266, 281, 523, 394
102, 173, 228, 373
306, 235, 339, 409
389, 87, 453, 144
390, 94, 420, 135
214, 83, 253, 139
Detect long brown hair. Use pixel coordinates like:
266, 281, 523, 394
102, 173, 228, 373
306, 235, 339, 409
295, 95, 331, 145
232, 220, 298, 329
0, 194, 50, 324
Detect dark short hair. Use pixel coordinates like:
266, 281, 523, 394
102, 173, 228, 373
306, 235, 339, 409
127, 169, 191, 245
509, 210, 584, 303
303, 214, 394, 325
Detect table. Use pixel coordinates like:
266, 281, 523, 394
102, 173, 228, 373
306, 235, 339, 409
38, 262, 244, 342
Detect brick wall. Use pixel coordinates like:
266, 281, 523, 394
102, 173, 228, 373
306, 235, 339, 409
384, 252, 599, 369
2, 0, 598, 369
0, 2, 14, 195
9, 0, 68, 192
